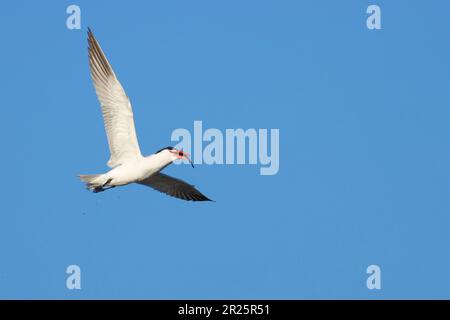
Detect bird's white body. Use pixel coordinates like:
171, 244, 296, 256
90, 151, 175, 187
79, 29, 211, 201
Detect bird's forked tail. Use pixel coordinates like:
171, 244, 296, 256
78, 174, 104, 192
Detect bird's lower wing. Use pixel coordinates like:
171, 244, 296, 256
88, 28, 142, 168
138, 173, 212, 202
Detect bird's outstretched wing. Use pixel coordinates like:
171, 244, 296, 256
138, 173, 212, 201
88, 28, 142, 168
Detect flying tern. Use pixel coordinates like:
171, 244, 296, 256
79, 28, 212, 201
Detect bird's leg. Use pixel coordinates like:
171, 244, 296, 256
103, 178, 113, 187
93, 179, 114, 193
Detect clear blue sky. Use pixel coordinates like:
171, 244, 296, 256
0, 0, 450, 299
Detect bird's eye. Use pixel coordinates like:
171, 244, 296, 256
179, 151, 183, 156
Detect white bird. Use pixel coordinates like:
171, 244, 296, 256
78, 28, 212, 201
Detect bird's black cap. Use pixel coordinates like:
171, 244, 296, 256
155, 146, 174, 154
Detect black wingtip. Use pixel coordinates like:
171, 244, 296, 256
87, 27, 93, 44
190, 193, 214, 202
200, 195, 214, 202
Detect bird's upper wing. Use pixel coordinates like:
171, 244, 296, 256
138, 173, 212, 201
88, 28, 142, 168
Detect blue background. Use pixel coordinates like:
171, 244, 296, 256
0, 0, 449, 299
